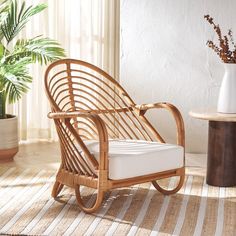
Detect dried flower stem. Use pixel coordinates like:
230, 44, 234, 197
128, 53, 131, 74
204, 14, 236, 63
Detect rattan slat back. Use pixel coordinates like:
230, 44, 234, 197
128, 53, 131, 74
45, 59, 163, 142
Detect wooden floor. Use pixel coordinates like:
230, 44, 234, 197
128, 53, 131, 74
1, 141, 207, 170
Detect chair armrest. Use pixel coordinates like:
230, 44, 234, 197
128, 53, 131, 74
135, 102, 185, 147
48, 111, 109, 171
48, 111, 92, 119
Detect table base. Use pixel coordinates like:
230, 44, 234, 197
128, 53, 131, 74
207, 121, 236, 187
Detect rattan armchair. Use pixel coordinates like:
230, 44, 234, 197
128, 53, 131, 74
44, 59, 185, 213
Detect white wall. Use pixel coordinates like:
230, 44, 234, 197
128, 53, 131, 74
120, 0, 236, 153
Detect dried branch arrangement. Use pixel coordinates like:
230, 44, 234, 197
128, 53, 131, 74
204, 14, 236, 63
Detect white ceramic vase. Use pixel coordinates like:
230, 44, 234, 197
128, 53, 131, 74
217, 63, 236, 113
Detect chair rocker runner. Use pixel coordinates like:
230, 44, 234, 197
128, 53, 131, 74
44, 59, 185, 213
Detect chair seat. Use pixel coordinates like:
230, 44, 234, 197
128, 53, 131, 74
84, 140, 184, 180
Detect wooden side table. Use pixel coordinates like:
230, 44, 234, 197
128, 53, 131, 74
189, 109, 236, 187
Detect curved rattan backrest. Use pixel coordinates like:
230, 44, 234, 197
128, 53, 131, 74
45, 59, 162, 142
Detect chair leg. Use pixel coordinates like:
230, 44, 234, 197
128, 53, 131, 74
75, 185, 105, 213
152, 173, 185, 195
51, 181, 64, 198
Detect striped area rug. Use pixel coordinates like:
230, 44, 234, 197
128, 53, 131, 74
0, 167, 236, 236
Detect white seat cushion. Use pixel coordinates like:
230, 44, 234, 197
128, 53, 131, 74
84, 140, 184, 180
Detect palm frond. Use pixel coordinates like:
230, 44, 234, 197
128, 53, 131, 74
0, 0, 10, 41
0, 0, 65, 113
5, 36, 66, 64
0, 59, 32, 103
0, 0, 9, 17
1, 0, 47, 43
5, 73, 31, 103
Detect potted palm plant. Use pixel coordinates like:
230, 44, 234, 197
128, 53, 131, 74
0, 0, 65, 161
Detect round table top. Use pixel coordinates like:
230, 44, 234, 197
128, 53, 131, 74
189, 109, 236, 122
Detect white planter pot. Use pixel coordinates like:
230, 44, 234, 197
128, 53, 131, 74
217, 63, 236, 113
0, 115, 19, 162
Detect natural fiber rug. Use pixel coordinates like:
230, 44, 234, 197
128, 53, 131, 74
0, 166, 236, 236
